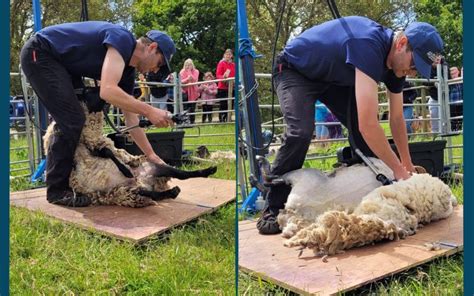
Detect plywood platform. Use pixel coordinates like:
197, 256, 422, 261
239, 206, 463, 296
10, 178, 235, 243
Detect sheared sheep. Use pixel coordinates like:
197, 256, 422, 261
44, 103, 217, 208
276, 158, 394, 238
277, 164, 457, 256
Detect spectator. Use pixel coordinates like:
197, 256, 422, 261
164, 73, 175, 114
216, 49, 235, 122
147, 67, 169, 110
315, 100, 343, 140
425, 56, 446, 134
449, 66, 463, 131
180, 58, 200, 124
137, 73, 149, 102
199, 71, 218, 123
402, 80, 418, 135
314, 100, 330, 140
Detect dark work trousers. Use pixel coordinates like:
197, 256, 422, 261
182, 92, 197, 124
202, 104, 213, 123
217, 89, 230, 122
20, 36, 86, 200
267, 62, 374, 212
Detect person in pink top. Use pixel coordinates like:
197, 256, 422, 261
216, 49, 235, 122
179, 58, 200, 124
199, 71, 218, 123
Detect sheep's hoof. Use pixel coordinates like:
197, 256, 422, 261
202, 166, 217, 177
169, 186, 181, 199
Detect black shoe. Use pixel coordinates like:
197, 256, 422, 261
256, 207, 282, 235
48, 190, 92, 207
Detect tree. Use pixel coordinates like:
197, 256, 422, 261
413, 0, 463, 67
132, 0, 235, 76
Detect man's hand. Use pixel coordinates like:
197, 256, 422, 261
394, 166, 411, 181
146, 108, 174, 128
403, 161, 417, 174
147, 153, 166, 165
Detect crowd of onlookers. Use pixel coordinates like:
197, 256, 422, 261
135, 49, 235, 124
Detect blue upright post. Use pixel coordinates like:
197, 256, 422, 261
237, 0, 265, 212
31, 0, 48, 182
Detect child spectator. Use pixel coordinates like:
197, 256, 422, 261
164, 73, 175, 114
137, 73, 150, 102
402, 80, 418, 135
199, 72, 218, 123
449, 66, 463, 131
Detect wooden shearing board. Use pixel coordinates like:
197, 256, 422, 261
10, 178, 235, 243
239, 206, 463, 296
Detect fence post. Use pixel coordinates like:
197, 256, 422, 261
227, 80, 234, 122
175, 72, 183, 114
440, 64, 454, 165
419, 87, 429, 133
19, 67, 37, 174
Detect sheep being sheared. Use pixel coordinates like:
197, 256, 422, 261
44, 103, 217, 208
280, 172, 457, 256
276, 158, 394, 238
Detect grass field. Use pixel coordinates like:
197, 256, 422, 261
9, 124, 237, 294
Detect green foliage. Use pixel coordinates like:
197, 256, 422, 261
132, 0, 236, 75
413, 0, 463, 67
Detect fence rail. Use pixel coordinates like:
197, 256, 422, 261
238, 64, 464, 200
10, 71, 236, 181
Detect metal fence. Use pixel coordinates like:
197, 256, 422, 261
9, 71, 236, 181
238, 64, 463, 199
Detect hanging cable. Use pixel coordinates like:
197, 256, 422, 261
327, 0, 341, 19
80, 0, 89, 22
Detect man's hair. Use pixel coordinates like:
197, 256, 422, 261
204, 71, 214, 79
138, 36, 162, 54
394, 30, 413, 52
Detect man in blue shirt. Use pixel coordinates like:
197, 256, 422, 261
257, 16, 444, 234
20, 21, 176, 207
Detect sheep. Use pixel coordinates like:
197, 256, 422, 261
44, 103, 217, 208
278, 169, 457, 256
276, 158, 394, 238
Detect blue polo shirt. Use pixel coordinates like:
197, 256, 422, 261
283, 16, 404, 93
36, 21, 136, 94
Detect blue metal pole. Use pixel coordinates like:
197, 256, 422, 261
237, 0, 264, 178
32, 0, 49, 181
238, 0, 265, 212
32, 0, 42, 32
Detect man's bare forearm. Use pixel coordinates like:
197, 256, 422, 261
390, 116, 413, 165
360, 123, 405, 174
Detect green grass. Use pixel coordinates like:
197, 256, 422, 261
10, 205, 235, 295
10, 124, 237, 295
